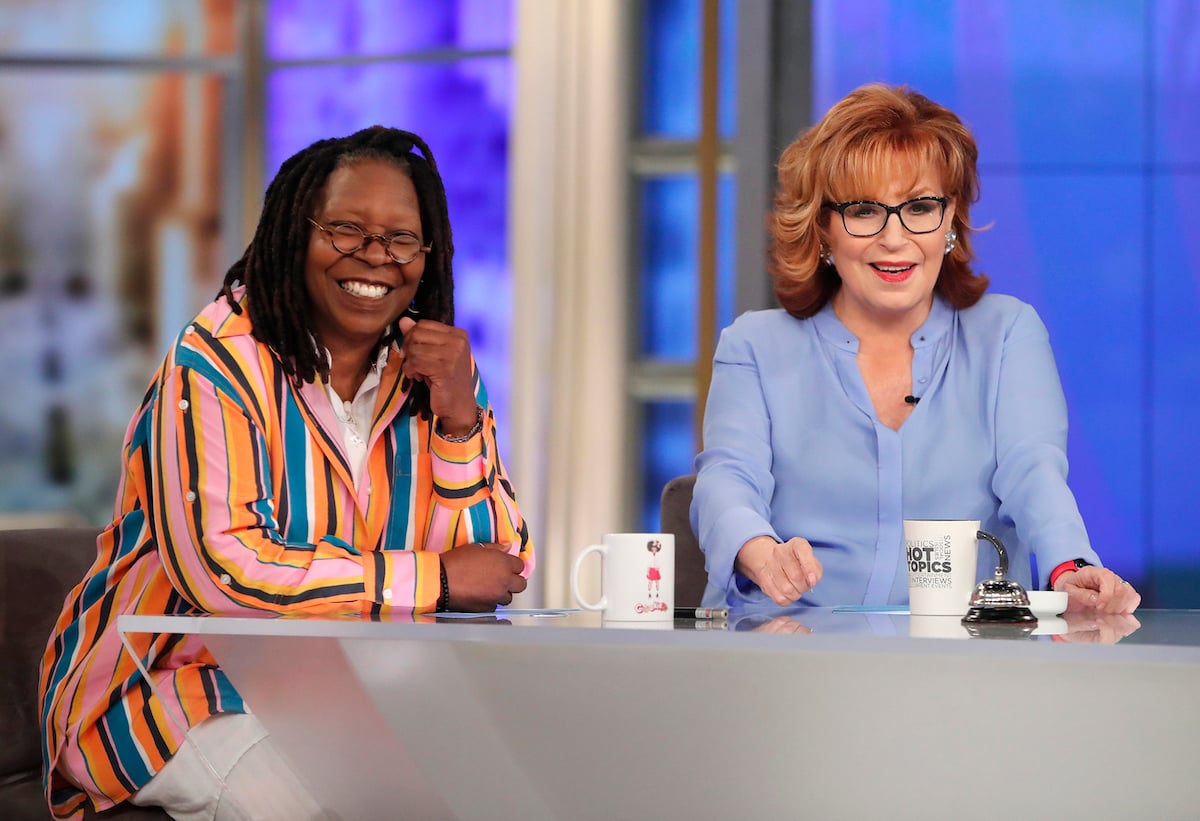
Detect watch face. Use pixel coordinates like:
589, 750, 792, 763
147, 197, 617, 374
1074, 559, 1092, 569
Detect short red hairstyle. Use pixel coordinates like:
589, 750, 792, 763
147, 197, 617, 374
769, 84, 989, 317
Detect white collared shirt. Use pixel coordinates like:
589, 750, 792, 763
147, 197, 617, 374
323, 345, 390, 486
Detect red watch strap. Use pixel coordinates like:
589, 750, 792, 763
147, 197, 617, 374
1048, 559, 1087, 590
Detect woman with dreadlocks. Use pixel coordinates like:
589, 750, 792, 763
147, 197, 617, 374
38, 126, 532, 820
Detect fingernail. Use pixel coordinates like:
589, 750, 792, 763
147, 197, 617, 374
807, 573, 818, 588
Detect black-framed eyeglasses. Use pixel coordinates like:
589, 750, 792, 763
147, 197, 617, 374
308, 218, 432, 264
824, 196, 949, 237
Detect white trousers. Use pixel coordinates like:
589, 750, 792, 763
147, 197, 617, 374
130, 712, 334, 821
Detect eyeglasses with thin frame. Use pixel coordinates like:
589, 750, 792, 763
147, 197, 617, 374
824, 196, 949, 237
307, 218, 432, 264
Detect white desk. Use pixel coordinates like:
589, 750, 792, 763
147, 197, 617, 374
119, 608, 1200, 821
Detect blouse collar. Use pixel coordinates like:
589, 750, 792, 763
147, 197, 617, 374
811, 292, 954, 353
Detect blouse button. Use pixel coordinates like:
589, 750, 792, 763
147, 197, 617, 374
382, 588, 393, 601
185, 491, 196, 502
178, 400, 189, 411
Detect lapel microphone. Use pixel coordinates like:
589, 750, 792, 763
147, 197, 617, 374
904, 395, 920, 405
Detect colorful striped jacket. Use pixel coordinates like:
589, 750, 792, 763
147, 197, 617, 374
38, 291, 533, 819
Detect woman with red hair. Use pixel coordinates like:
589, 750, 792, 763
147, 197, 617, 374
692, 84, 1139, 616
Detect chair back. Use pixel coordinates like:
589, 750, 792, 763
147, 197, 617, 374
659, 475, 707, 606
0, 527, 100, 785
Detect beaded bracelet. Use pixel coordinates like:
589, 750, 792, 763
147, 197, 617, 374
436, 561, 451, 612
437, 405, 483, 443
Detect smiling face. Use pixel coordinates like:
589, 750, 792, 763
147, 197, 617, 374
305, 158, 425, 356
825, 166, 956, 334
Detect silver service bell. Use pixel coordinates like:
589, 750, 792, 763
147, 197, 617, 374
961, 531, 1037, 635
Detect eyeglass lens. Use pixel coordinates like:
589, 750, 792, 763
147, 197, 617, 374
839, 198, 945, 236
327, 223, 423, 263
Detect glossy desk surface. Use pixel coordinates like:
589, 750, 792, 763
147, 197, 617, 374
120, 608, 1200, 821
121, 605, 1200, 657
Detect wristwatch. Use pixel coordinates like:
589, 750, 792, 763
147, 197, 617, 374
1048, 558, 1092, 591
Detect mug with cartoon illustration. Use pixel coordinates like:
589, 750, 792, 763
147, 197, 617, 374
571, 533, 676, 621
646, 539, 664, 604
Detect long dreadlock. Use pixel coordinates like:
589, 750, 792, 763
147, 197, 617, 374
217, 125, 455, 418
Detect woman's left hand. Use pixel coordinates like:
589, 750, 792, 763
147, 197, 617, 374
1055, 565, 1142, 614
397, 316, 479, 436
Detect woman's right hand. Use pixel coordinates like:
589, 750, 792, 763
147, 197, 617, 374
735, 535, 824, 606
439, 543, 528, 611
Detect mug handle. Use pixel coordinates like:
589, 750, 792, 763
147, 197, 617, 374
570, 544, 608, 610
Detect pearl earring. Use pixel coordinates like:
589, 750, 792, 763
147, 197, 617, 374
821, 247, 835, 267
944, 229, 957, 256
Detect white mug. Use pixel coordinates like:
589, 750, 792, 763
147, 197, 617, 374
903, 520, 984, 617
571, 533, 675, 622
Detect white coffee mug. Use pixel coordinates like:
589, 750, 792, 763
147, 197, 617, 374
571, 533, 675, 622
903, 520, 984, 617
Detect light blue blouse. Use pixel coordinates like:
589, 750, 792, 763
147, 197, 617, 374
691, 293, 1099, 608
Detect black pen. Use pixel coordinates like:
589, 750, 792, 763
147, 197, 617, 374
674, 607, 729, 620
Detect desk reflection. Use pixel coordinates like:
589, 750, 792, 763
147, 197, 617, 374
746, 614, 814, 635
196, 605, 1153, 646
728, 606, 1144, 644
427, 614, 513, 625
1057, 611, 1142, 643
